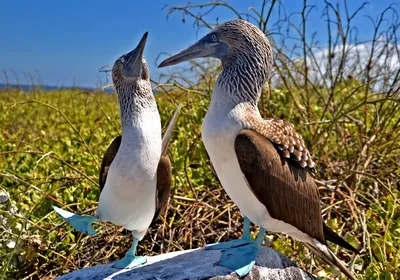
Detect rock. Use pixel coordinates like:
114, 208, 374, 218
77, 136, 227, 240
57, 246, 316, 280
0, 190, 9, 203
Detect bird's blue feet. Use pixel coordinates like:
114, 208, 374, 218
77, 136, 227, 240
206, 216, 252, 250
218, 242, 260, 277
217, 226, 266, 277
112, 236, 146, 269
53, 206, 98, 236
112, 255, 147, 269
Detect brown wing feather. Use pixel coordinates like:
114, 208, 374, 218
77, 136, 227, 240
153, 104, 181, 219
99, 136, 121, 192
153, 155, 172, 219
251, 118, 315, 169
235, 129, 325, 243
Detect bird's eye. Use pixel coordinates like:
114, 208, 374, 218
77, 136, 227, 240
211, 34, 218, 42
120, 57, 125, 63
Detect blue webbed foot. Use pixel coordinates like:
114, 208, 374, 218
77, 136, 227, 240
53, 206, 98, 236
216, 226, 266, 277
112, 236, 146, 270
206, 216, 252, 250
218, 243, 260, 277
112, 255, 147, 269
205, 239, 252, 250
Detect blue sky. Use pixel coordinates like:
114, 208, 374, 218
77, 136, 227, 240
0, 0, 397, 88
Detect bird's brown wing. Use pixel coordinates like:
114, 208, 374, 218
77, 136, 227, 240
251, 118, 315, 169
99, 136, 121, 192
153, 155, 172, 219
153, 104, 182, 219
234, 129, 325, 243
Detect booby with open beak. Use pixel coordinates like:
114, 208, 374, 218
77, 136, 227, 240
54, 32, 182, 269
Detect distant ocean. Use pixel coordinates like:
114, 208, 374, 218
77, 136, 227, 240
0, 83, 115, 93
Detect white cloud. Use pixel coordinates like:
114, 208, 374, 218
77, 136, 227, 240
273, 37, 400, 92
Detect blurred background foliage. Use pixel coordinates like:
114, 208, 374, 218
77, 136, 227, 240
1, 0, 399, 279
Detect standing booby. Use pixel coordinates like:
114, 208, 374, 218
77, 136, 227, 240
159, 20, 358, 279
53, 32, 182, 269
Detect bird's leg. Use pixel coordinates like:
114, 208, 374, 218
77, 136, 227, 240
53, 206, 99, 236
205, 216, 252, 250
112, 234, 147, 269
217, 227, 266, 277
242, 216, 251, 240
254, 227, 266, 248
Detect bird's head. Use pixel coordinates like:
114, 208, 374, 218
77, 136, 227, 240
112, 32, 150, 91
158, 19, 272, 71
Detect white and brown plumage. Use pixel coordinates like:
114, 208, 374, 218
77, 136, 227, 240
54, 32, 181, 269
159, 20, 358, 279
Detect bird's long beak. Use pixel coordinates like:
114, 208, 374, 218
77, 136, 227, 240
123, 32, 148, 77
158, 36, 228, 68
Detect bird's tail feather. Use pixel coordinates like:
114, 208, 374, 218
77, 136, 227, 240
323, 223, 359, 254
305, 239, 357, 280
161, 103, 182, 156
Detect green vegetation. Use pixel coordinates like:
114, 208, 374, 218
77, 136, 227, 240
1, 1, 400, 279
1, 83, 399, 279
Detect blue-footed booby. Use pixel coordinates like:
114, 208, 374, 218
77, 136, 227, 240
159, 20, 358, 279
53, 32, 182, 269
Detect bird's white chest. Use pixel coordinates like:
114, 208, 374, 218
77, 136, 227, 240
202, 103, 313, 242
202, 104, 269, 225
98, 112, 161, 232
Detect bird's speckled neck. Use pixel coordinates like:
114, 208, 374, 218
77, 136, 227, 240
216, 51, 272, 108
113, 67, 157, 131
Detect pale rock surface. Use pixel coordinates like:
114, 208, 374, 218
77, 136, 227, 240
0, 190, 9, 203
57, 246, 316, 280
